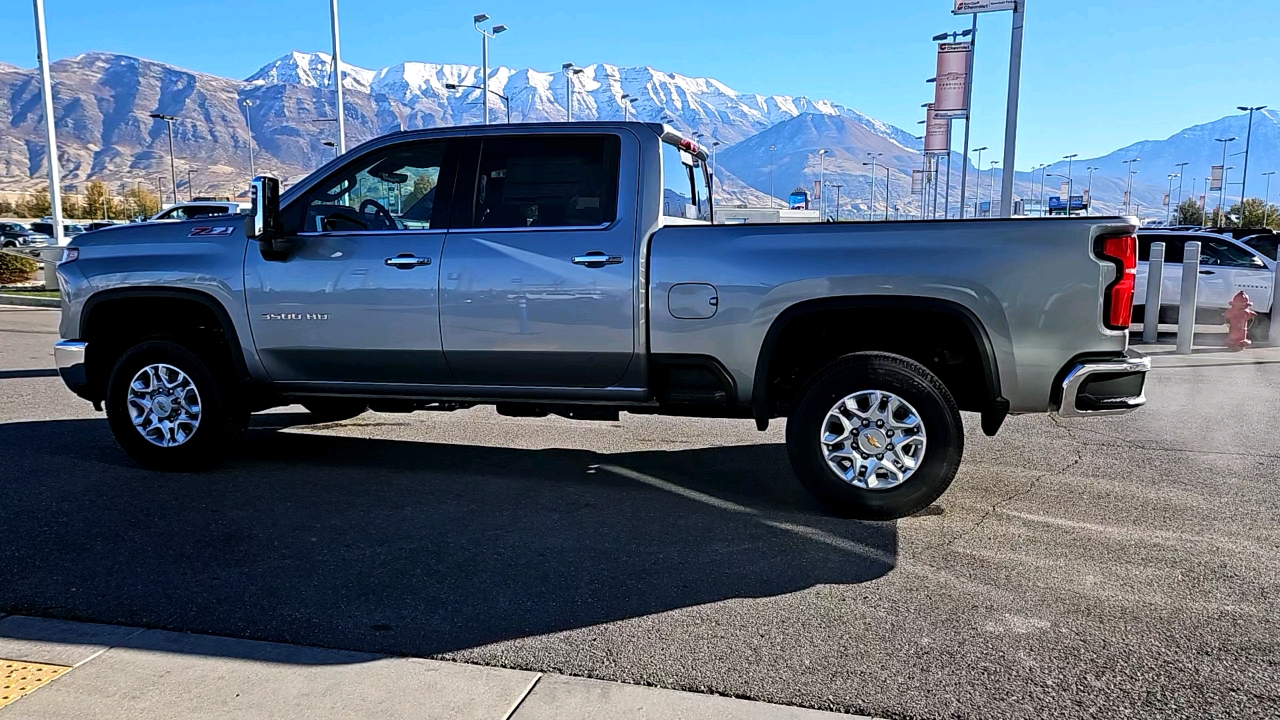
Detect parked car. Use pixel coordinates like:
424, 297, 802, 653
29, 221, 88, 240
1203, 227, 1275, 241
150, 202, 247, 222
1135, 230, 1274, 335
0, 221, 51, 248
52, 121, 1150, 520
1240, 232, 1279, 261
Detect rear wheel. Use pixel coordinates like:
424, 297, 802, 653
785, 352, 964, 520
105, 340, 243, 470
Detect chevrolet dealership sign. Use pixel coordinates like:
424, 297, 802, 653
954, 0, 1017, 13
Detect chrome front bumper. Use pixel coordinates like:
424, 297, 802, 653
54, 341, 90, 398
1057, 351, 1151, 418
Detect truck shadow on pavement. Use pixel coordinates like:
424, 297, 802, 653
0, 417, 896, 662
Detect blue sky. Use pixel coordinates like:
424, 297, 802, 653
3, 0, 1276, 171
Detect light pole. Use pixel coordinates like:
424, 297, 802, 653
1165, 173, 1179, 224
446, 82, 510, 123
998, 1, 1026, 217
988, 160, 999, 216
1085, 166, 1097, 215
329, 0, 346, 153
241, 99, 256, 181
562, 63, 583, 121
620, 93, 635, 122
1048, 172, 1073, 221
1237, 105, 1266, 204
884, 164, 892, 221
865, 152, 883, 218
971, 146, 987, 216
32, 0, 65, 249
831, 182, 844, 222
149, 113, 179, 206
186, 168, 195, 202
768, 144, 777, 208
1173, 161, 1190, 218
1122, 157, 1140, 213
817, 149, 829, 219
473, 14, 507, 126
1215, 137, 1236, 223
1063, 153, 1078, 216
1262, 171, 1276, 228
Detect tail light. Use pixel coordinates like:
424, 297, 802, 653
1095, 234, 1137, 330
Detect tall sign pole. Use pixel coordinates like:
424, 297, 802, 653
32, 0, 64, 248
329, 0, 346, 154
998, 2, 1024, 217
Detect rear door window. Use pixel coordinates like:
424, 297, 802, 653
1138, 234, 1185, 262
1203, 239, 1267, 269
456, 135, 620, 229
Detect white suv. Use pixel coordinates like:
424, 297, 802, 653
1135, 231, 1274, 330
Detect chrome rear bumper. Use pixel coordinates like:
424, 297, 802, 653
1057, 351, 1151, 418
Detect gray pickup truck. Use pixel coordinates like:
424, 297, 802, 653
49, 121, 1149, 519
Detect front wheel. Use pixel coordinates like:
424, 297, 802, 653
786, 352, 964, 520
105, 340, 241, 471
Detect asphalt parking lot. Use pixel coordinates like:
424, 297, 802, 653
1, 306, 1278, 720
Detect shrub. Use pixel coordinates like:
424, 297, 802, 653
0, 252, 39, 284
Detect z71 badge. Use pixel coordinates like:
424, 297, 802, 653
189, 226, 236, 237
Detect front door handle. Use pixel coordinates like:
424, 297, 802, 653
1199, 269, 1215, 275
571, 251, 624, 268
385, 254, 431, 269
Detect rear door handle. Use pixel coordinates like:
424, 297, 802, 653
385, 254, 431, 269
571, 251, 624, 268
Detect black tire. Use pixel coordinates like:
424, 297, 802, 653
785, 352, 964, 520
301, 399, 368, 423
105, 340, 242, 471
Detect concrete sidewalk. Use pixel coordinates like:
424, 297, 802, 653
0, 616, 870, 719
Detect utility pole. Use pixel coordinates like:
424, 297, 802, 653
329, 0, 346, 153
474, 14, 508, 125
186, 168, 195, 202
32, 0, 65, 253
1236, 105, 1266, 205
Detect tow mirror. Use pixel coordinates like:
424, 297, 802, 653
245, 176, 289, 260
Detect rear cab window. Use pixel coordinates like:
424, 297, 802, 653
660, 136, 712, 224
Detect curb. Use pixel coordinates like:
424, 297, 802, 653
0, 293, 59, 308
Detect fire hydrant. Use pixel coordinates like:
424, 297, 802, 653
1224, 291, 1256, 351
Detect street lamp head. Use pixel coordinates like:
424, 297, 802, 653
473, 13, 489, 24
768, 144, 776, 151
445, 83, 458, 89
322, 140, 336, 147
1063, 153, 1078, 160
149, 113, 176, 121
818, 149, 829, 156
1238, 105, 1266, 112
1215, 137, 1237, 142
562, 62, 574, 70
492, 24, 507, 34
932, 32, 949, 41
